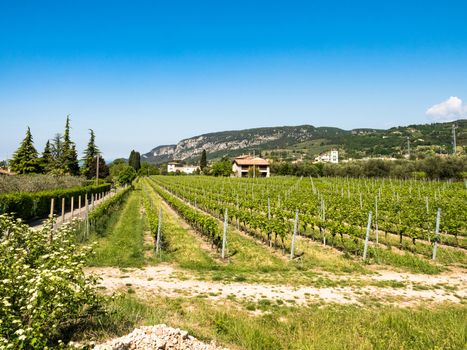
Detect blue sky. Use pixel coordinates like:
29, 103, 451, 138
1, 0, 467, 160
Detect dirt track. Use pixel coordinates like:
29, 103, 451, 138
86, 265, 466, 307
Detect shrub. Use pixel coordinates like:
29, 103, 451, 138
116, 166, 137, 185
0, 215, 102, 348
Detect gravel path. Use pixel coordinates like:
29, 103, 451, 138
86, 265, 466, 307
30, 191, 114, 230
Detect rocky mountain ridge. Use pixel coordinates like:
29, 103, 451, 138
142, 120, 466, 164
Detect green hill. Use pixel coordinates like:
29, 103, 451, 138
142, 120, 467, 164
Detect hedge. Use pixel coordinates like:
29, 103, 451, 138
0, 183, 111, 221
86, 185, 132, 235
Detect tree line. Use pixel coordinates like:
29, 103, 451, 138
8, 116, 108, 179
271, 156, 467, 180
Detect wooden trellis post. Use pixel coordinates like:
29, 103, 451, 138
78, 195, 82, 219
49, 198, 55, 219
156, 208, 163, 254
432, 208, 441, 261
222, 209, 228, 259
363, 211, 372, 260
375, 196, 378, 245
61, 198, 65, 224
290, 209, 299, 259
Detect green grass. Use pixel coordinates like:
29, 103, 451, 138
144, 181, 219, 269
89, 189, 145, 267
74, 293, 467, 350
367, 247, 444, 274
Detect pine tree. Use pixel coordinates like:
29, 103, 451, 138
68, 144, 80, 175
82, 129, 100, 178
50, 133, 65, 175
200, 149, 207, 170
41, 140, 53, 173
61, 115, 80, 175
10, 127, 41, 174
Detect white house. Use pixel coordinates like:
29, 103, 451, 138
314, 149, 339, 164
232, 155, 270, 178
167, 162, 200, 174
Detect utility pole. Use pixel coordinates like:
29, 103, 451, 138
452, 124, 458, 155
95, 153, 100, 186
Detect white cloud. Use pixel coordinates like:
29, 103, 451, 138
426, 96, 467, 122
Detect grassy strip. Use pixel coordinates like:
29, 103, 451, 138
143, 180, 218, 269
86, 186, 132, 237
89, 188, 145, 268
74, 293, 467, 350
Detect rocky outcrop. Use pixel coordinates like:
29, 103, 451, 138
142, 125, 323, 164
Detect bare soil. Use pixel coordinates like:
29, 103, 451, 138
86, 264, 466, 308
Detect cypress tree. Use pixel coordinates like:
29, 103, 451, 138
61, 115, 80, 175
10, 127, 41, 174
134, 152, 141, 171
128, 150, 141, 171
82, 129, 100, 178
128, 150, 135, 168
200, 149, 207, 170
41, 140, 53, 173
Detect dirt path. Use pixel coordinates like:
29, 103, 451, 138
86, 265, 466, 308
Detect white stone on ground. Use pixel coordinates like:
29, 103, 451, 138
93, 324, 228, 350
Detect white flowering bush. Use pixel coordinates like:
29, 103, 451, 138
0, 215, 102, 349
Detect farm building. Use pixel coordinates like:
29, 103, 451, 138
167, 162, 200, 174
314, 149, 339, 164
232, 155, 270, 177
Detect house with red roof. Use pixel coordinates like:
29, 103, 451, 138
232, 155, 270, 178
